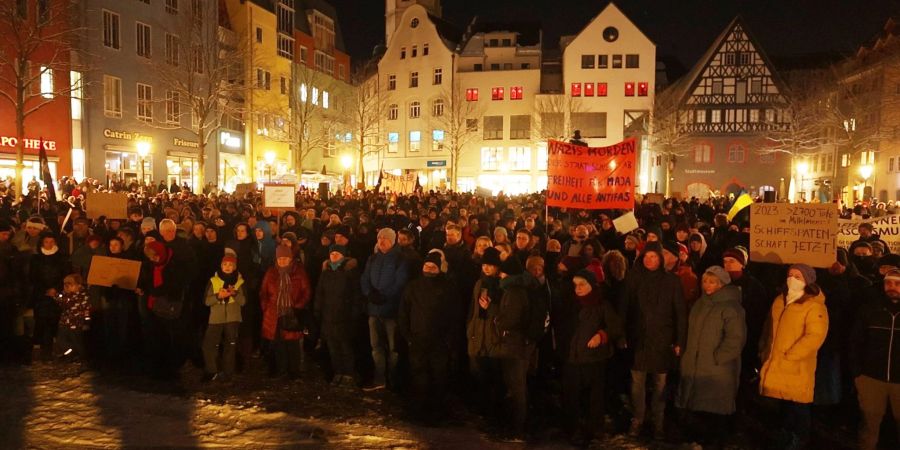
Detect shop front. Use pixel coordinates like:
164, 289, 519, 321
381, 158, 449, 192
218, 130, 247, 192
101, 129, 155, 187
0, 136, 65, 193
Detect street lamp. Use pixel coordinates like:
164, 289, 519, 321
340, 155, 353, 192
136, 141, 151, 191
796, 161, 809, 202
264, 151, 276, 182
859, 164, 873, 200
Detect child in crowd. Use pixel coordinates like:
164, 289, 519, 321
56, 274, 91, 360
202, 251, 245, 382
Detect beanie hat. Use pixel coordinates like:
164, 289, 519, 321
677, 242, 689, 257
26, 216, 46, 230
224, 248, 237, 258
704, 266, 731, 286
141, 217, 157, 230
624, 234, 640, 247
222, 253, 237, 265
328, 244, 349, 257
689, 233, 703, 243
275, 244, 293, 260
481, 247, 502, 267
427, 249, 449, 273
722, 247, 748, 267
645, 225, 662, 240
376, 227, 397, 244
501, 255, 524, 276
423, 251, 443, 269
573, 268, 598, 287
335, 225, 352, 238
661, 240, 681, 257
789, 263, 816, 285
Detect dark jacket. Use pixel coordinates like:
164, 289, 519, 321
314, 258, 362, 340
467, 276, 502, 357
849, 291, 900, 383
399, 273, 457, 350
555, 289, 624, 364
624, 258, 688, 373
489, 282, 533, 360
361, 245, 409, 318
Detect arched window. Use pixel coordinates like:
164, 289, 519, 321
432, 99, 444, 117
409, 101, 420, 118
387, 104, 398, 120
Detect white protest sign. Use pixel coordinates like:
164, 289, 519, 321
750, 203, 837, 268
612, 211, 639, 234
263, 184, 296, 209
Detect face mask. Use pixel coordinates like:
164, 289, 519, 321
787, 277, 805, 292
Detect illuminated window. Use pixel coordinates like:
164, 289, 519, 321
492, 87, 504, 100
299, 83, 308, 102
432, 130, 444, 151
597, 82, 607, 97
409, 101, 420, 118
624, 82, 634, 96
510, 86, 523, 100
409, 131, 421, 152
638, 82, 648, 96
584, 82, 594, 97
508, 147, 531, 170
481, 147, 501, 170
693, 144, 712, 163
388, 132, 399, 153
39, 67, 53, 98
466, 88, 478, 101
571, 83, 581, 97
322, 91, 329, 109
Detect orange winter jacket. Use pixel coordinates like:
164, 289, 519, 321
758, 291, 829, 404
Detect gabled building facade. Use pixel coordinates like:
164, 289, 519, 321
655, 18, 792, 200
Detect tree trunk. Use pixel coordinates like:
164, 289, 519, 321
451, 149, 459, 191
197, 140, 206, 193
357, 144, 365, 186
15, 102, 25, 202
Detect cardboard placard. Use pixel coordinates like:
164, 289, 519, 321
263, 184, 296, 209
612, 211, 639, 234
645, 193, 665, 205
87, 256, 142, 290
475, 187, 493, 198
837, 214, 900, 254
546, 138, 637, 210
86, 192, 129, 219
234, 183, 256, 197
749, 203, 837, 268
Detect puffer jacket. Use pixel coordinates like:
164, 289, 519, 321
759, 290, 829, 404
361, 246, 409, 318
677, 285, 746, 414
314, 258, 362, 340
204, 273, 246, 324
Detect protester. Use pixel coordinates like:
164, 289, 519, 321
202, 252, 245, 382
259, 245, 311, 380
314, 244, 362, 387
56, 273, 92, 360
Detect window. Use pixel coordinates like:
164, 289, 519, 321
712, 80, 723, 94
387, 74, 396, 90
256, 27, 263, 43
70, 71, 83, 120
612, 54, 622, 68
136, 23, 151, 58
311, 87, 318, 105
696, 110, 707, 123
624, 82, 635, 96
388, 104, 398, 120
433, 68, 442, 85
432, 130, 444, 151
502, 38, 512, 46
338, 64, 345, 80
409, 131, 421, 152
466, 88, 478, 101
474, 64, 483, 72
581, 55, 595, 69
749, 109, 760, 122
521, 63, 530, 69
481, 147, 501, 170
597, 82, 608, 97
491, 63, 500, 71
510, 115, 530, 140
739, 52, 751, 65
314, 51, 334, 75
759, 153, 776, 164
409, 101, 420, 118
410, 71, 418, 88
571, 112, 607, 138
103, 75, 122, 117
727, 144, 745, 163
423, 44, 429, 56
509, 147, 530, 170
571, 83, 582, 97
861, 150, 875, 165
584, 82, 594, 97
694, 144, 712, 163
725, 53, 736, 65
280, 77, 287, 95
750, 78, 762, 94
137, 83, 153, 122
166, 91, 180, 124
412, 45, 417, 57
256, 69, 271, 90
510, 86, 523, 100
432, 99, 444, 117
165, 0, 178, 14
538, 145, 548, 170
299, 83, 308, 102
626, 54, 640, 68
841, 153, 850, 168
466, 119, 478, 131
491, 87, 504, 100
165, 34, 180, 66
638, 82, 648, 96
277, 34, 294, 59
400, 47, 406, 59
890, 158, 894, 173
484, 116, 503, 140
102, 10, 120, 49
388, 132, 399, 153
322, 91, 330, 109
37, 0, 49, 23
711, 110, 722, 123
39, 67, 53, 98
489, 39, 499, 47
598, 55, 608, 68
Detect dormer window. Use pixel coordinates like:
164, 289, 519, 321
411, 18, 419, 28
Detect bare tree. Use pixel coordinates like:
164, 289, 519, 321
0, 0, 81, 200
285, 64, 341, 175
533, 94, 585, 141
648, 92, 692, 196
151, 0, 248, 188
429, 80, 483, 190
343, 66, 386, 184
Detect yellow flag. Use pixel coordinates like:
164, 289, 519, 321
727, 193, 753, 222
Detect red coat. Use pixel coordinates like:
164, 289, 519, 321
259, 263, 311, 341
675, 264, 700, 310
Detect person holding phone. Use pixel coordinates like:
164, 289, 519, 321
466, 247, 504, 416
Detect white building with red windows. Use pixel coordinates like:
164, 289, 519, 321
374, 1, 657, 194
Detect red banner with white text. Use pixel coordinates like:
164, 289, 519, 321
546, 138, 636, 210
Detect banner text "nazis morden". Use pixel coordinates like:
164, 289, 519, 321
546, 138, 637, 210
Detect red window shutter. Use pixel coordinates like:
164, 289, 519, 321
571, 82, 581, 97
638, 82, 649, 96
625, 82, 635, 97
597, 82, 607, 97
584, 82, 594, 97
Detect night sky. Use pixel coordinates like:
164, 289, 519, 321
330, 0, 899, 70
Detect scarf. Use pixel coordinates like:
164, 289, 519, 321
41, 245, 59, 256
575, 289, 602, 307
276, 263, 293, 317
216, 268, 239, 287
145, 241, 172, 309
328, 257, 345, 271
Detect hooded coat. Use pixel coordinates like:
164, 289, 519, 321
677, 284, 746, 414
759, 290, 829, 404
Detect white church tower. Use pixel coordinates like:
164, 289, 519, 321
385, 0, 442, 45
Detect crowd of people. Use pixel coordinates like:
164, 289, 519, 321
0, 176, 898, 450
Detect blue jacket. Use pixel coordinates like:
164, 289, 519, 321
361, 245, 409, 318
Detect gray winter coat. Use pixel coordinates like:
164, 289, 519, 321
676, 284, 746, 415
